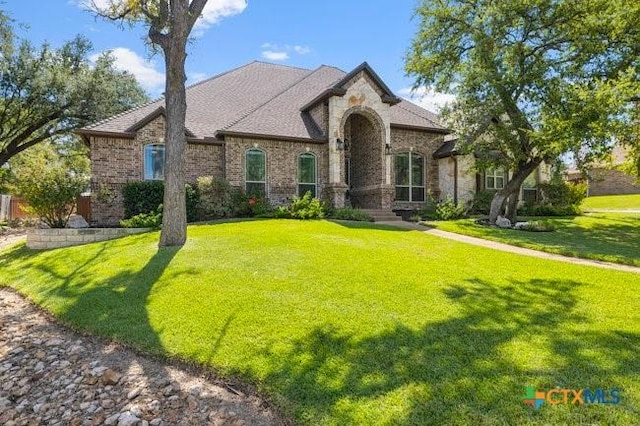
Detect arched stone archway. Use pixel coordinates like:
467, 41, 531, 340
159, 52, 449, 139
340, 107, 388, 208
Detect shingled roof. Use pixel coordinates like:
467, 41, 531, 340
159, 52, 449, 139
78, 61, 448, 142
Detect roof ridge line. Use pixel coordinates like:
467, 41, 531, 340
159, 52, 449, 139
184, 61, 260, 91
396, 99, 442, 127
221, 66, 322, 131
83, 97, 163, 130
85, 61, 271, 132
319, 64, 347, 74
249, 60, 313, 72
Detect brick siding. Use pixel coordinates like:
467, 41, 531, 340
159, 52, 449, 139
224, 136, 330, 206
390, 127, 444, 209
89, 116, 224, 225
588, 168, 640, 196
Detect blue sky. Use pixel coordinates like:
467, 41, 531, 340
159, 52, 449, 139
4, 0, 453, 111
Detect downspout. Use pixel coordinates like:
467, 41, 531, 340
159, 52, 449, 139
453, 156, 459, 205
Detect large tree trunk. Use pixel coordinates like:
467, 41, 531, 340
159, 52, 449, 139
488, 159, 542, 224
505, 192, 519, 223
488, 191, 509, 223
159, 45, 187, 247
158, 2, 190, 247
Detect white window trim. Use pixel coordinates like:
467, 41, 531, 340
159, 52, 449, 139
143, 143, 165, 181
395, 152, 426, 202
245, 148, 267, 196
485, 168, 505, 190
297, 152, 317, 197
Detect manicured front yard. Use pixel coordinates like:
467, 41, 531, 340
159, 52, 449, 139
429, 213, 640, 266
1, 220, 638, 425
582, 194, 640, 210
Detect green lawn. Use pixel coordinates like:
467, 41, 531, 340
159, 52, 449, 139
583, 194, 640, 210
429, 213, 640, 266
1, 220, 639, 425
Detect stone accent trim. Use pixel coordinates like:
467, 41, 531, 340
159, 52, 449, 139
27, 228, 150, 250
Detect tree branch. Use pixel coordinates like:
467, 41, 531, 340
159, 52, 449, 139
187, 0, 209, 32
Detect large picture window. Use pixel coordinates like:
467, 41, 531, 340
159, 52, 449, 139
394, 152, 425, 202
245, 148, 266, 196
144, 144, 165, 181
485, 168, 505, 190
298, 153, 317, 197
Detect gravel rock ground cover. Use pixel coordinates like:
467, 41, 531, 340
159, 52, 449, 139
0, 289, 281, 426
0, 234, 26, 251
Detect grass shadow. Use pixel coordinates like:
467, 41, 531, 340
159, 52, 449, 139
328, 219, 415, 232
262, 277, 639, 425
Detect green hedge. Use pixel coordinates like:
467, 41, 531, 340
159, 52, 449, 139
122, 181, 199, 222
122, 181, 164, 218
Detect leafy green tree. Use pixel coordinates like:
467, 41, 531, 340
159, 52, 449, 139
91, 0, 209, 247
11, 145, 89, 228
407, 0, 640, 223
0, 9, 149, 168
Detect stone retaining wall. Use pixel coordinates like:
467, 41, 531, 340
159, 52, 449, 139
27, 228, 150, 250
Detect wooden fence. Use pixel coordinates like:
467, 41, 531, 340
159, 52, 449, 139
76, 195, 92, 222
2, 195, 91, 222
9, 197, 30, 220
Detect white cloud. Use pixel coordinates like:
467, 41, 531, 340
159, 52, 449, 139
293, 45, 311, 55
195, 0, 248, 31
260, 43, 311, 62
262, 50, 289, 61
398, 86, 456, 113
187, 71, 209, 85
78, 0, 247, 34
92, 47, 165, 94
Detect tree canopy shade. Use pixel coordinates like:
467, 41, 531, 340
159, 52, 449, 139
91, 0, 209, 247
0, 10, 148, 168
407, 0, 640, 222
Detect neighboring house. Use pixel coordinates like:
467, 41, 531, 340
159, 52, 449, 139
433, 138, 550, 205
568, 145, 640, 196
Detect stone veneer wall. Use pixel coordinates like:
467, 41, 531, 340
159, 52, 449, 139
588, 168, 640, 196
90, 115, 223, 226
438, 155, 477, 204
328, 73, 392, 190
390, 127, 444, 210
27, 228, 149, 250
224, 136, 330, 205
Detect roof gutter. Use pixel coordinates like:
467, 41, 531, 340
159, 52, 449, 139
75, 128, 218, 146
215, 130, 327, 144
300, 88, 347, 112
391, 123, 451, 135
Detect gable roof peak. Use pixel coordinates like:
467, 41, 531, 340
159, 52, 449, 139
335, 62, 401, 104
300, 62, 401, 112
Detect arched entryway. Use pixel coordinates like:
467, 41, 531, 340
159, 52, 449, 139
341, 108, 386, 208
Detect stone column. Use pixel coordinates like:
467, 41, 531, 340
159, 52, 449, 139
325, 183, 348, 208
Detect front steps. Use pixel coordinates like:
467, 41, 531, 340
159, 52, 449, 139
361, 209, 402, 222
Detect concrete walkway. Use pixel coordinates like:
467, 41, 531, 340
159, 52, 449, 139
584, 209, 640, 214
376, 221, 640, 274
